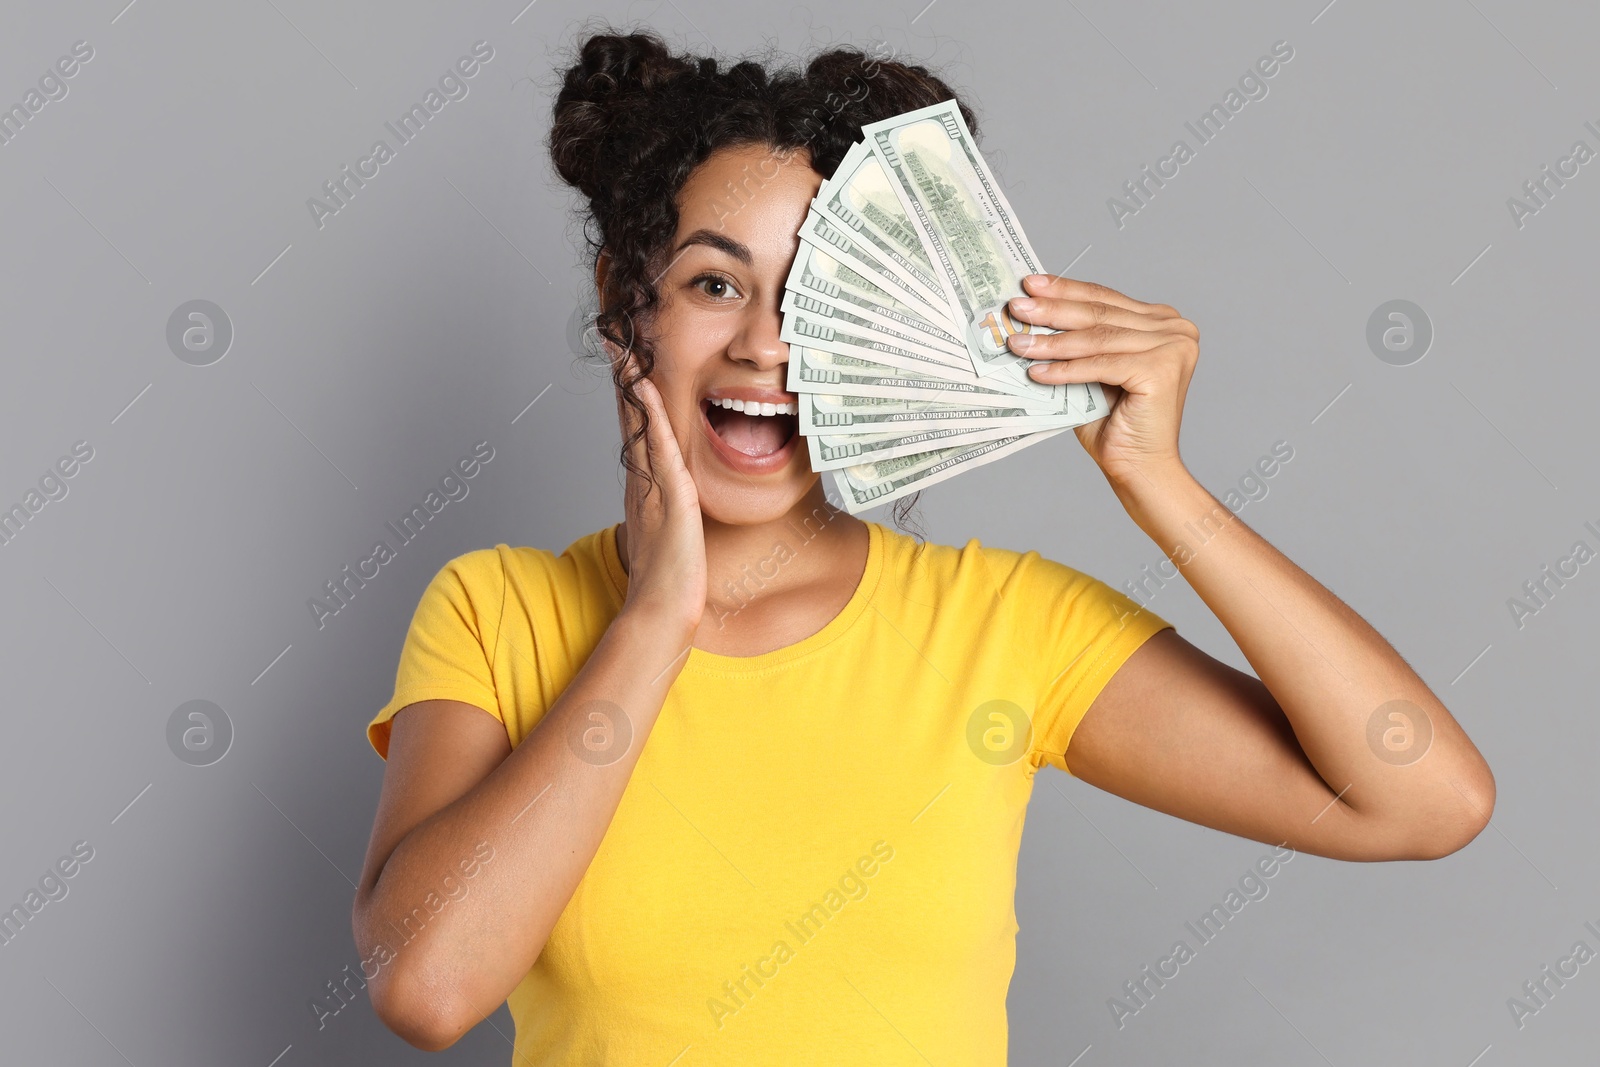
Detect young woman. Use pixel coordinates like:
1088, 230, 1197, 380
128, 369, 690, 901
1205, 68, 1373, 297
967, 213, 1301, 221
351, 30, 1495, 1063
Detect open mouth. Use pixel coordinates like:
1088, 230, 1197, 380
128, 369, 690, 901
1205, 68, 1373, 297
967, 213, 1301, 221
700, 396, 799, 459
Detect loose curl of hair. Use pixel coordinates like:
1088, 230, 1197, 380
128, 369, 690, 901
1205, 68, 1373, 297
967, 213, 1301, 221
549, 27, 980, 536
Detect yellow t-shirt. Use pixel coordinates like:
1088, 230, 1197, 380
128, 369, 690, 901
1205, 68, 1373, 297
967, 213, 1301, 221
367, 519, 1172, 1065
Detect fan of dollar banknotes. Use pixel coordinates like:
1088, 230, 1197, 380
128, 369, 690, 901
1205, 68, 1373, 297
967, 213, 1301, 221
784, 100, 1110, 514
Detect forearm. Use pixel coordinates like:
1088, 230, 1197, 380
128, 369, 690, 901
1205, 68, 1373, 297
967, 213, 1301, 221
358, 608, 693, 1039
1112, 462, 1495, 842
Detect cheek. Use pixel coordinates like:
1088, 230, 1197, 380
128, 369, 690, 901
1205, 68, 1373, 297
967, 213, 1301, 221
666, 395, 704, 450
642, 350, 706, 443
653, 292, 737, 362
648, 315, 729, 406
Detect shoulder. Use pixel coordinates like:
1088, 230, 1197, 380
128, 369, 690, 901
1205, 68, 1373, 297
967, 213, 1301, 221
872, 522, 1161, 637
402, 529, 621, 669
873, 522, 1103, 598
419, 525, 619, 609
409, 545, 502, 603
435, 545, 508, 586
484, 525, 625, 615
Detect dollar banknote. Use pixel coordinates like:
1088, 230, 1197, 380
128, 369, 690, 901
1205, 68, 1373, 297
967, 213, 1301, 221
778, 100, 1115, 512
788, 344, 1062, 409
790, 337, 1100, 415
784, 241, 968, 359
827, 429, 1071, 513
781, 290, 970, 368
797, 209, 954, 326
781, 296, 1088, 411
806, 423, 1022, 471
862, 100, 1057, 380
816, 142, 950, 311
797, 391, 1085, 436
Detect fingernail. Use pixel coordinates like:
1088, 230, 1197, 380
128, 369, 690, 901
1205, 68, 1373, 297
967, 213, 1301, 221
1026, 274, 1050, 290
1009, 333, 1035, 352
1010, 297, 1036, 313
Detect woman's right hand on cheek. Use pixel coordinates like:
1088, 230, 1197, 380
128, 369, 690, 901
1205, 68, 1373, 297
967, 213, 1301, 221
614, 357, 708, 639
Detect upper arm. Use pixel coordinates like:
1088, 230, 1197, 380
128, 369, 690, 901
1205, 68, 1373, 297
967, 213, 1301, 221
354, 699, 511, 907
357, 549, 515, 903
1062, 629, 1384, 860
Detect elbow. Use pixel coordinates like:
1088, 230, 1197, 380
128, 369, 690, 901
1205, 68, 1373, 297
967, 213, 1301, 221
1391, 766, 1497, 861
1437, 760, 1496, 857
1402, 818, 1486, 861
368, 966, 472, 1052
1441, 770, 1497, 858
354, 914, 472, 1051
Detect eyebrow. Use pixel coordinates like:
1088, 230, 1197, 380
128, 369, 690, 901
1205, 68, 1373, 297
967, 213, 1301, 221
671, 228, 753, 267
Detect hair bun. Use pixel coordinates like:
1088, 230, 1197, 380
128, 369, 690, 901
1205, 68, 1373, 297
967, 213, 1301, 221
550, 33, 700, 201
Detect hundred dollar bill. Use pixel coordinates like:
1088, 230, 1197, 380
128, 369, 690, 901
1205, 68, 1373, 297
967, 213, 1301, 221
827, 428, 1071, 514
796, 208, 953, 325
781, 289, 968, 368
816, 142, 952, 311
788, 345, 1056, 408
781, 237, 1095, 410
781, 299, 986, 383
784, 241, 968, 361
781, 298, 1084, 411
807, 423, 1025, 471
863, 100, 1057, 379
797, 391, 1084, 436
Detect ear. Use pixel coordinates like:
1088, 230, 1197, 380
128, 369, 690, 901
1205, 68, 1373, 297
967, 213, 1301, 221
594, 249, 612, 311
591, 250, 621, 365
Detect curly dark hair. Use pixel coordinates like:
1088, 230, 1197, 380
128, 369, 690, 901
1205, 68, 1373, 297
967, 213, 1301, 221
549, 27, 980, 534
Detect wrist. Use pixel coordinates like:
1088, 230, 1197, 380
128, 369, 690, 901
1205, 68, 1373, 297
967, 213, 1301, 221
613, 599, 700, 654
1108, 458, 1207, 533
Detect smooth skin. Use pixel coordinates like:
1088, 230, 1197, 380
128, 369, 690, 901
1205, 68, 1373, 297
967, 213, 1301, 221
352, 143, 1494, 1050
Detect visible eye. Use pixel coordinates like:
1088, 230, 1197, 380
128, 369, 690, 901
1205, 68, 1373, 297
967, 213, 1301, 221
690, 273, 742, 301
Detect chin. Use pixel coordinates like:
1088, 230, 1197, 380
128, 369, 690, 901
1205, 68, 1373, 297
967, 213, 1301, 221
690, 466, 820, 526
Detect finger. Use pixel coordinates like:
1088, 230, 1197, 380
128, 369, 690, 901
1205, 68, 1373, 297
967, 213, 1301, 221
1024, 338, 1194, 386
633, 375, 687, 475
1021, 273, 1179, 319
1008, 324, 1190, 361
1005, 294, 1159, 334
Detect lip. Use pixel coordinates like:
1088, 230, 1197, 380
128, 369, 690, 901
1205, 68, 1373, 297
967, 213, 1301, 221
699, 387, 801, 475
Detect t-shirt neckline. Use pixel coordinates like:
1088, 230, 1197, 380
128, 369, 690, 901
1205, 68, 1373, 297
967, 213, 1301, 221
596, 519, 885, 675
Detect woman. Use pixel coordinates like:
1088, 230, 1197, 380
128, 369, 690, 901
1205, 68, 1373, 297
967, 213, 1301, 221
351, 30, 1495, 1062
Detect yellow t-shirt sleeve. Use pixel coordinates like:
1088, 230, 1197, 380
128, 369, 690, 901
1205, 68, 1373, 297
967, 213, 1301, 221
366, 548, 508, 761
1024, 554, 1174, 776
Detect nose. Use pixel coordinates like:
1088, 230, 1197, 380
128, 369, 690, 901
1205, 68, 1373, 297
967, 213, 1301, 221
727, 300, 788, 372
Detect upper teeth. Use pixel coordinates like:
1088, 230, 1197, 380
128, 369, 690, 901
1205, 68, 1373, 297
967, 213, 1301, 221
710, 398, 796, 416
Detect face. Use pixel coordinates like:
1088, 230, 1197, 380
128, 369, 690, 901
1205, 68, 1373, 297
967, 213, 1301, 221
622, 142, 823, 525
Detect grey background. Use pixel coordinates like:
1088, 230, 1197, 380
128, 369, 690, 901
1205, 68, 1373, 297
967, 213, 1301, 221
1, 0, 1594, 1063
